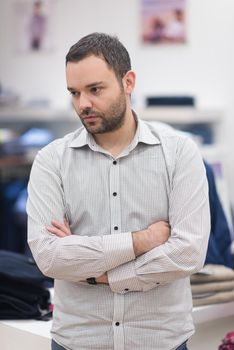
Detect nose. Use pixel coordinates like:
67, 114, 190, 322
78, 93, 92, 112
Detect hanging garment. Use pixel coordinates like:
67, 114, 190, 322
204, 161, 233, 268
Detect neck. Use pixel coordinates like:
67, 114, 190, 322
93, 108, 137, 158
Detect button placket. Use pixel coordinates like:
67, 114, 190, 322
109, 160, 125, 350
113, 293, 125, 350
109, 159, 121, 234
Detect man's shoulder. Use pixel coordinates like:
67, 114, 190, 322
145, 120, 190, 145
144, 120, 200, 160
35, 126, 85, 161
40, 126, 84, 152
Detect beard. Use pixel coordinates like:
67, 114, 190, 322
78, 89, 127, 134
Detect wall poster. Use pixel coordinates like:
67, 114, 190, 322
13, 0, 56, 53
141, 0, 187, 44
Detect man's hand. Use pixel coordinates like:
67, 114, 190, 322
132, 221, 170, 257
96, 273, 108, 284
47, 218, 169, 280
47, 218, 71, 237
47, 219, 109, 285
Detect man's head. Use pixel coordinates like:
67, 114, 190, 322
66, 33, 135, 135
66, 32, 131, 82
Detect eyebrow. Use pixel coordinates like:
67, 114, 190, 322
67, 81, 104, 92
86, 81, 104, 88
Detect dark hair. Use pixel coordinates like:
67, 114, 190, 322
66, 33, 131, 81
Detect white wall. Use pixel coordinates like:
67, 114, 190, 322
0, 0, 234, 202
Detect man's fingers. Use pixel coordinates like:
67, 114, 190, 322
51, 219, 70, 235
46, 219, 71, 237
64, 218, 70, 229
46, 219, 72, 237
47, 226, 67, 237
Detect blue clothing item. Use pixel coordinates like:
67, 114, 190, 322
176, 341, 188, 349
204, 161, 233, 268
51, 339, 188, 350
51, 340, 65, 350
0, 181, 27, 254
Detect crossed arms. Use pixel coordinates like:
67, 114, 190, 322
47, 219, 170, 285
27, 138, 210, 293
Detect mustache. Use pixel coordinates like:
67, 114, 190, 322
80, 109, 102, 118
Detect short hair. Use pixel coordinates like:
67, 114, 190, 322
66, 32, 131, 81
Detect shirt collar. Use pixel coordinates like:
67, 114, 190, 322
136, 116, 161, 146
68, 111, 161, 149
68, 127, 91, 148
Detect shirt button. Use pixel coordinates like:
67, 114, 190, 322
113, 192, 117, 196
114, 226, 118, 230
115, 322, 120, 326
113, 160, 117, 165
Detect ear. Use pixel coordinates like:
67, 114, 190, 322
122, 70, 136, 95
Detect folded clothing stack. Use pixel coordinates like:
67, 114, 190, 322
190, 264, 234, 307
0, 250, 52, 320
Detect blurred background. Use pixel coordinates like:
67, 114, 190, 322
0, 1, 234, 349
0, 0, 234, 244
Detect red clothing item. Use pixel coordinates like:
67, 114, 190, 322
219, 332, 234, 350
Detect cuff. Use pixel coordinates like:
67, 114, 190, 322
102, 232, 135, 271
108, 261, 143, 293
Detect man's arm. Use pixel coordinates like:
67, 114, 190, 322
98, 221, 171, 284
47, 219, 171, 284
27, 143, 169, 283
27, 144, 136, 282
106, 137, 210, 293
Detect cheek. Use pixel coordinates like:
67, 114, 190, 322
92, 97, 109, 112
71, 100, 82, 115
72, 99, 78, 110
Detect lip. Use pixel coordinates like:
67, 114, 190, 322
83, 116, 98, 122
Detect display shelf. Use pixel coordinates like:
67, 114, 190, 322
0, 106, 223, 145
139, 107, 223, 124
0, 318, 52, 338
199, 144, 226, 161
0, 107, 81, 139
0, 106, 223, 124
0, 107, 77, 121
192, 301, 234, 324
1, 301, 234, 350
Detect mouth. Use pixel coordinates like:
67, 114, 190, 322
83, 115, 98, 123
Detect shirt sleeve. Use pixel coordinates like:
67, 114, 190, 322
108, 137, 211, 293
27, 144, 135, 282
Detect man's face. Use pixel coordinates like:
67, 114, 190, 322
66, 55, 127, 134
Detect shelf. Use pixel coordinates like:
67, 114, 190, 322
0, 106, 225, 162
0, 106, 223, 124
192, 301, 234, 324
3, 304, 233, 350
0, 107, 77, 121
1, 301, 233, 337
1, 300, 234, 350
139, 107, 223, 124
199, 144, 226, 160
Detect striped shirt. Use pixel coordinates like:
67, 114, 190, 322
27, 116, 210, 350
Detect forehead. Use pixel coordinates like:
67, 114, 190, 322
66, 55, 116, 87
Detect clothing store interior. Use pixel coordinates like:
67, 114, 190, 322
0, 1, 234, 350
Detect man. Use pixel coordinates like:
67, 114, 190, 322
27, 33, 210, 350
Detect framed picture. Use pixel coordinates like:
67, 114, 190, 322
141, 0, 187, 44
13, 0, 56, 53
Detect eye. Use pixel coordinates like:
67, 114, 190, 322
90, 86, 101, 95
69, 91, 79, 97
